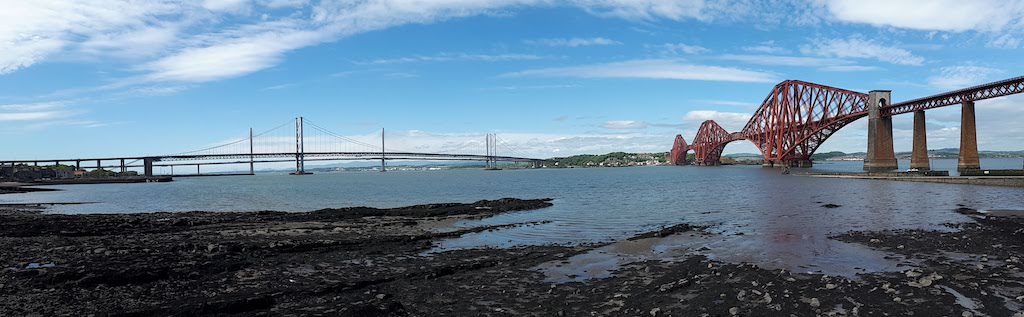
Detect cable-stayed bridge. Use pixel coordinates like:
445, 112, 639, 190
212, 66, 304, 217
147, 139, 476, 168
2, 118, 547, 177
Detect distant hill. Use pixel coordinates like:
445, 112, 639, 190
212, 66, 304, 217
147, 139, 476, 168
551, 152, 668, 167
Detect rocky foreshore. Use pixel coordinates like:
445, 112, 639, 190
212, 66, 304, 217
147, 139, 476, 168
1, 199, 1023, 316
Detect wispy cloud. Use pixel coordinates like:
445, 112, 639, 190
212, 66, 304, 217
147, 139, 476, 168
488, 84, 583, 91
801, 36, 924, 66
818, 65, 882, 72
263, 83, 297, 90
500, 59, 777, 83
927, 65, 1002, 90
602, 120, 648, 129
364, 53, 544, 65
657, 43, 710, 55
0, 101, 75, 122
718, 54, 845, 67
525, 37, 621, 47
742, 41, 789, 54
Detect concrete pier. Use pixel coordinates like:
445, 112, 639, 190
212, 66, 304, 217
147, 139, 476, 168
864, 90, 898, 172
144, 157, 155, 177
910, 110, 930, 171
958, 101, 981, 172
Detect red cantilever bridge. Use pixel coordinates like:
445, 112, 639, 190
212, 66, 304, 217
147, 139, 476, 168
669, 76, 1024, 172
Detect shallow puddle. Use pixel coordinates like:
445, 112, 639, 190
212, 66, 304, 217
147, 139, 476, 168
534, 228, 918, 283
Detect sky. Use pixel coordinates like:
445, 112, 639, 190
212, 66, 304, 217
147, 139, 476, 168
2, 0, 1024, 162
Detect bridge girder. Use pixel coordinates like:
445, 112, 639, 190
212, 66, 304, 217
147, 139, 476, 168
742, 80, 869, 164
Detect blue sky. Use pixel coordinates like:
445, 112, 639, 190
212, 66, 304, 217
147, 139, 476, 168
2, 0, 1024, 161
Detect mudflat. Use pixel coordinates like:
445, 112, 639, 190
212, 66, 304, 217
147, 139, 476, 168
1, 198, 1022, 316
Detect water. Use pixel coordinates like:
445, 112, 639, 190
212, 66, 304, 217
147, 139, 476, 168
3, 158, 1023, 277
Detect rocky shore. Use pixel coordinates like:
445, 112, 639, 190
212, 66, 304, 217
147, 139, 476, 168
2, 199, 1023, 316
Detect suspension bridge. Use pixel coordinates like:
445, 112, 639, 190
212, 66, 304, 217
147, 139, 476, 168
1, 118, 547, 177
669, 76, 1024, 172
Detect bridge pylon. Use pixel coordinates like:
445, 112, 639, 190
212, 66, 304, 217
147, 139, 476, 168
863, 90, 898, 172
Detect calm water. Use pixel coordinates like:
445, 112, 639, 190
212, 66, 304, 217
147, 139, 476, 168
4, 158, 1023, 276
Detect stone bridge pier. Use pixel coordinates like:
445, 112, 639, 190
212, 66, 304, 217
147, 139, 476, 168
863, 90, 981, 173
864, 90, 898, 172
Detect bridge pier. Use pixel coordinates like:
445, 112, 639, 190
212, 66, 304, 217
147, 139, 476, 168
910, 110, 931, 171
958, 101, 981, 172
864, 90, 898, 172
796, 159, 813, 168
143, 157, 155, 177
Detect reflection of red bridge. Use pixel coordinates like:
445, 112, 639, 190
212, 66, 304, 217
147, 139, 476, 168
669, 76, 1024, 172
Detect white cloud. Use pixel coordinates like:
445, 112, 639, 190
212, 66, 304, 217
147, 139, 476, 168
818, 65, 882, 72
0, 101, 74, 122
0, 112, 65, 122
988, 34, 1022, 49
658, 43, 710, 55
525, 37, 621, 47
602, 120, 648, 129
927, 65, 1002, 90
683, 110, 751, 131
501, 59, 777, 83
801, 36, 924, 66
365, 53, 543, 65
0, 1, 184, 74
140, 25, 323, 82
203, 0, 251, 13
718, 54, 844, 67
79, 25, 181, 59
569, 0, 707, 21
742, 41, 788, 54
822, 0, 1024, 32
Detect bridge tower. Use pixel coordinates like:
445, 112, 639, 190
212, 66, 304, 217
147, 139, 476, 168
485, 133, 498, 170
380, 128, 386, 172
864, 90, 898, 172
291, 117, 308, 175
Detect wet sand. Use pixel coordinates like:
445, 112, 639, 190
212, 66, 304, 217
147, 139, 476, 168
2, 199, 1023, 316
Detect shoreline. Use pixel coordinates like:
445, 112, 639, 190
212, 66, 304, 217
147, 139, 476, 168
801, 173, 1024, 187
1, 199, 1022, 315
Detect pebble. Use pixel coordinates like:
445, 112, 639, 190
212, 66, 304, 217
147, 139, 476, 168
809, 298, 820, 308
729, 307, 739, 315
869, 238, 881, 243
825, 283, 837, 290
649, 307, 660, 316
